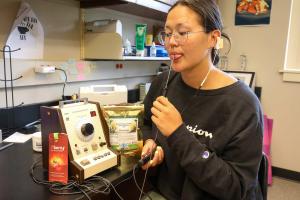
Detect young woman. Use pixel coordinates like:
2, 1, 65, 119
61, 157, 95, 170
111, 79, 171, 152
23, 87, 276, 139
141, 0, 263, 199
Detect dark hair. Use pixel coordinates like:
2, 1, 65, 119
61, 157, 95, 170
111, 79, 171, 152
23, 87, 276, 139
169, 0, 230, 65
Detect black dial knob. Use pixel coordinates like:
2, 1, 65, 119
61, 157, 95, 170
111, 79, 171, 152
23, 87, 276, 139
81, 123, 94, 136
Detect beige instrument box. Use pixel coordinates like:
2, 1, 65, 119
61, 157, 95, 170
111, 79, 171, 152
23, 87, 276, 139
41, 99, 119, 183
80, 84, 128, 106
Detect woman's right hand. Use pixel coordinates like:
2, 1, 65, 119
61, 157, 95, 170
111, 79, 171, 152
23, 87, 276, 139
141, 139, 164, 170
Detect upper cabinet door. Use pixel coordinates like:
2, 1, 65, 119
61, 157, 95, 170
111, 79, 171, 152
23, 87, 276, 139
124, 0, 136, 2
155, 0, 172, 5
79, 0, 171, 21
79, 0, 171, 11
136, 0, 171, 13
169, 0, 178, 5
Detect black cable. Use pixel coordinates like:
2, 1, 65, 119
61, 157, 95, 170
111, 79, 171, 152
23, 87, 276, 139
135, 67, 174, 200
132, 164, 152, 200
93, 175, 124, 200
30, 159, 125, 200
55, 68, 67, 99
29, 159, 90, 199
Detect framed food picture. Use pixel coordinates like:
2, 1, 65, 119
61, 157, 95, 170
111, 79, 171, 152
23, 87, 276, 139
235, 0, 272, 25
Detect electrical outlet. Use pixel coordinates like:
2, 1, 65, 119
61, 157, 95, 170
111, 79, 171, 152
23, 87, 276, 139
240, 55, 247, 71
34, 65, 56, 73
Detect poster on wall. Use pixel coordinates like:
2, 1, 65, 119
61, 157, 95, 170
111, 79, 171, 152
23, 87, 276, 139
6, 2, 44, 59
235, 0, 272, 26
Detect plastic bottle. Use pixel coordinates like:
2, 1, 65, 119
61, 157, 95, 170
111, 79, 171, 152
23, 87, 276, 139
125, 39, 132, 55
150, 42, 156, 57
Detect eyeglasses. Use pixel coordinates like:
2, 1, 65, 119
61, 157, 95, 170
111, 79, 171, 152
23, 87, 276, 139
158, 30, 205, 46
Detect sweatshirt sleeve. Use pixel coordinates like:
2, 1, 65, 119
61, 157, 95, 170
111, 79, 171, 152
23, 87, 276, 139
167, 109, 263, 200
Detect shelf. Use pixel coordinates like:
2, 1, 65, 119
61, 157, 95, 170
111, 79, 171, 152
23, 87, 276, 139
123, 56, 170, 61
84, 56, 170, 61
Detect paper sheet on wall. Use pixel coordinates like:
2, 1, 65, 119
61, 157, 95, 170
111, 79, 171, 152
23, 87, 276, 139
5, 2, 44, 59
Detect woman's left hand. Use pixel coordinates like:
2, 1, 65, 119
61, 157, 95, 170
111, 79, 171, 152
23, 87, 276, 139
151, 96, 183, 137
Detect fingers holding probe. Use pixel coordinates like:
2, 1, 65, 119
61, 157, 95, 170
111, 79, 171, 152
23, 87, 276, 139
141, 146, 164, 170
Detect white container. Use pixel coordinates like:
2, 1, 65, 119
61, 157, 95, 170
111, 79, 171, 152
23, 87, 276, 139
124, 39, 132, 55
150, 42, 156, 57
32, 132, 42, 152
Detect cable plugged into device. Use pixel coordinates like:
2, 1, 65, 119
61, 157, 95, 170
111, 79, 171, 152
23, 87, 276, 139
55, 67, 68, 100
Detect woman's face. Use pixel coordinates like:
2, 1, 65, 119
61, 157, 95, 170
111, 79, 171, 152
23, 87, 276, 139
165, 5, 212, 73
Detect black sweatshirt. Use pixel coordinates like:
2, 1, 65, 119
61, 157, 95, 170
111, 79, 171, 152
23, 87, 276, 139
142, 71, 263, 200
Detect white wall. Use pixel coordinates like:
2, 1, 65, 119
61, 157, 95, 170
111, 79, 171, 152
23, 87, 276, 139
219, 0, 300, 172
